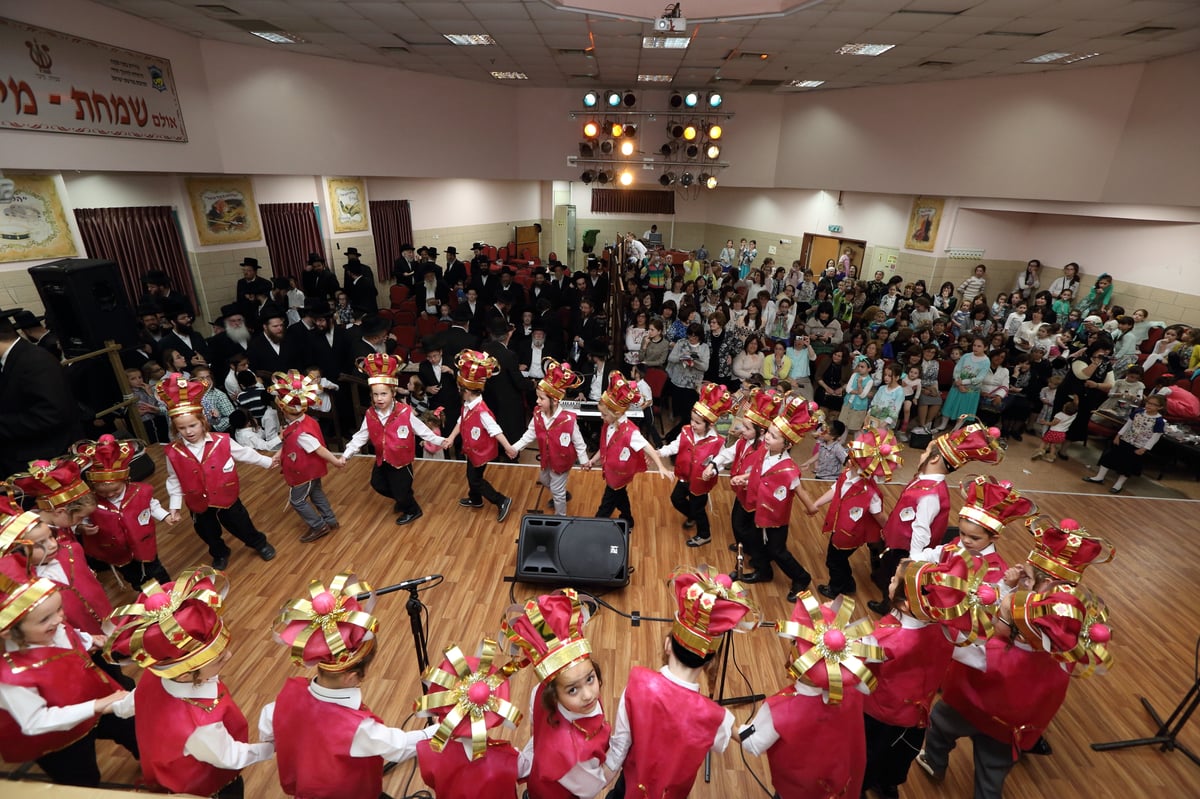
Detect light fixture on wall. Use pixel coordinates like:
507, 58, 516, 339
659, 171, 677, 186
618, 169, 635, 186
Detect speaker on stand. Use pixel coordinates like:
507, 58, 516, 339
515, 515, 630, 588
27, 258, 139, 357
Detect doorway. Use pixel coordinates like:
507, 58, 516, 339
800, 234, 868, 281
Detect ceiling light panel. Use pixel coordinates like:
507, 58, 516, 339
491, 71, 528, 79
835, 43, 896, 56
444, 34, 496, 46
250, 31, 307, 44
1024, 51, 1071, 63
643, 36, 691, 49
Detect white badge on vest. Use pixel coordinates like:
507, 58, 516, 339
471, 427, 481, 440
559, 433, 571, 447
398, 426, 410, 438
774, 485, 787, 500
619, 447, 630, 461
222, 459, 235, 473
137, 509, 152, 525
899, 506, 917, 522
848, 506, 863, 522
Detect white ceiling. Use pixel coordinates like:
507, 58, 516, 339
93, 0, 1200, 92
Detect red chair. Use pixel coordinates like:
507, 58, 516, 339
507, 242, 517, 260
1140, 326, 1165, 354
937, 359, 956, 393
434, 321, 450, 333
390, 284, 409, 308
416, 315, 438, 337
393, 326, 416, 350
1143, 361, 1167, 388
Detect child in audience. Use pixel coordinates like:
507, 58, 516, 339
628, 363, 660, 447
900, 364, 922, 434
658, 383, 733, 548
801, 419, 848, 481
1084, 394, 1166, 494
224, 353, 250, 398
192, 365, 236, 433
507, 359, 589, 516
841, 355, 875, 433
1099, 365, 1146, 413
444, 350, 515, 523
1035, 374, 1063, 434
306, 366, 339, 413
869, 364, 906, 432
127, 366, 168, 443
236, 370, 270, 421
230, 408, 281, 451
1032, 399, 1077, 463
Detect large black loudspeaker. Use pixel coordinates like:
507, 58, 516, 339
516, 515, 630, 588
27, 259, 139, 357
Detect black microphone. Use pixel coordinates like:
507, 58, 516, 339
358, 574, 443, 599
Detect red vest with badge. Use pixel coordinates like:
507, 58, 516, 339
621, 666, 726, 799
274, 676, 384, 799
764, 687, 866, 799
0, 626, 120, 763
863, 615, 954, 728
365, 402, 417, 468
417, 738, 519, 799
752, 457, 800, 528
730, 439, 764, 510
528, 684, 610, 799
461, 401, 500, 467
673, 427, 722, 495
534, 410, 579, 474
165, 434, 240, 512
881, 476, 950, 551
940, 538, 1008, 584
282, 414, 329, 486
136, 673, 249, 796
822, 473, 884, 550
601, 419, 646, 489
87, 482, 159, 565
0, 536, 113, 634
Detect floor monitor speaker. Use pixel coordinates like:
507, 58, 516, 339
515, 514, 630, 588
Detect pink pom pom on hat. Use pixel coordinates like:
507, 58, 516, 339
776, 593, 883, 704
273, 571, 378, 673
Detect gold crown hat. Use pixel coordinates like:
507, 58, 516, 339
1025, 516, 1115, 584
671, 565, 760, 657
501, 587, 593, 684
933, 419, 1004, 471
742, 388, 784, 430
358, 353, 405, 387
777, 593, 884, 704
273, 572, 379, 673
772, 395, 822, 445
0, 494, 42, 557
73, 434, 144, 483
413, 639, 523, 760
957, 475, 1039, 535
537, 357, 584, 401
1009, 585, 1087, 662
1061, 585, 1114, 678
847, 427, 904, 482
902, 549, 999, 646
155, 372, 207, 418
598, 371, 641, 416
11, 456, 93, 510
103, 566, 230, 679
0, 574, 59, 633
693, 382, 734, 424
268, 370, 323, 414
455, 349, 499, 390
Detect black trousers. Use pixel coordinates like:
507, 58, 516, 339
752, 525, 810, 589
115, 557, 171, 590
596, 485, 634, 527
730, 502, 765, 570
872, 547, 909, 601
670, 480, 710, 538
92, 651, 135, 690
863, 712, 925, 790
466, 461, 504, 506
370, 462, 418, 513
191, 500, 268, 560
825, 541, 857, 594
35, 714, 139, 787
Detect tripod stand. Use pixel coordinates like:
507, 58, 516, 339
1091, 677, 1200, 767
359, 575, 442, 676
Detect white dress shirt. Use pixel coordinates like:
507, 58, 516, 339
163, 433, 273, 510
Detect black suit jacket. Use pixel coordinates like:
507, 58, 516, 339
438, 326, 479, 364
309, 326, 352, 381
206, 332, 248, 386
345, 273, 379, 316
246, 334, 288, 374
157, 329, 210, 367
481, 339, 528, 443
418, 358, 459, 434
513, 338, 564, 373
0, 338, 80, 475
283, 321, 316, 371
444, 260, 469, 290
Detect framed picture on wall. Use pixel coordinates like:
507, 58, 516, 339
326, 177, 368, 233
186, 176, 262, 246
905, 196, 944, 252
0, 174, 78, 263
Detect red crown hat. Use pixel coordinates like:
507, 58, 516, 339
599, 371, 641, 416
777, 594, 884, 703
693, 382, 734, 424
104, 566, 229, 679
1009, 586, 1086, 660
268, 370, 322, 414
155, 372, 207, 418
357, 353, 404, 387
413, 639, 523, 760
772, 395, 822, 445
455, 349, 499, 391
742, 388, 783, 430
957, 475, 1039, 535
671, 565, 760, 657
848, 427, 904, 482
11, 457, 92, 510
73, 435, 144, 483
274, 572, 378, 672
501, 588, 593, 683
0, 574, 58, 633
903, 549, 999, 646
1025, 516, 1115, 584
1062, 585, 1113, 677
933, 420, 1004, 471
537, 358, 583, 401
0, 495, 42, 557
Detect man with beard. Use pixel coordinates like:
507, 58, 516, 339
481, 316, 528, 462
207, 304, 251, 387
344, 260, 379, 316
234, 258, 272, 323
140, 270, 194, 320
247, 307, 289, 374
443, 246, 468, 290
414, 267, 450, 318
527, 266, 558, 308
157, 308, 210, 368
348, 315, 396, 366
308, 304, 351, 384
392, 242, 418, 287
301, 252, 339, 302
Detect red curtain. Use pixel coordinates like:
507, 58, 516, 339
74, 206, 196, 307
591, 189, 675, 215
369, 199, 413, 283
261, 202, 325, 283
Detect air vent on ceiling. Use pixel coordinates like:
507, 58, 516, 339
557, 48, 593, 57
986, 30, 1048, 37
196, 4, 239, 15
1123, 26, 1175, 36
748, 79, 782, 87
224, 19, 283, 33
919, 60, 954, 67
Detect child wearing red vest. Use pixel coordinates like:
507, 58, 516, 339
413, 639, 523, 799
504, 588, 611, 799
740, 593, 884, 799
868, 421, 1003, 615
342, 353, 445, 526
105, 566, 273, 798
445, 350, 514, 523
606, 567, 756, 798
0, 575, 137, 786
933, 475, 1039, 589
508, 359, 588, 516
587, 371, 670, 532
658, 382, 733, 548
72, 434, 174, 589
267, 370, 347, 542
156, 373, 279, 571
812, 427, 900, 600
261, 571, 436, 799
729, 396, 821, 601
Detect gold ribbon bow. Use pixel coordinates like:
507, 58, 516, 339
104, 566, 227, 671
779, 594, 882, 704
276, 572, 377, 669
414, 639, 523, 760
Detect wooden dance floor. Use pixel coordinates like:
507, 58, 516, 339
10, 446, 1200, 798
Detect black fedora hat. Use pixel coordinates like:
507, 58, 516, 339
239, 257, 259, 268
306, 252, 324, 265
345, 247, 361, 257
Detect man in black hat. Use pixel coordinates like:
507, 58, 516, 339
513, 319, 561, 382
392, 243, 418, 287
441, 306, 479, 363
481, 316, 527, 461
12, 310, 62, 361
348, 314, 396, 367
140, 270, 195, 320
247, 306, 289, 374
269, 277, 298, 325
548, 261, 570, 296
207, 304, 251, 387
586, 258, 610, 312
302, 252, 339, 302
569, 297, 602, 370
343, 246, 369, 273
528, 266, 557, 308
283, 297, 331, 370
234, 257, 272, 322
418, 247, 443, 283
414, 266, 450, 317
469, 242, 490, 279
158, 308, 211, 367
443, 246, 468, 290
494, 269, 525, 316
343, 259, 379, 316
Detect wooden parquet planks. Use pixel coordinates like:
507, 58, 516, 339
9, 445, 1200, 798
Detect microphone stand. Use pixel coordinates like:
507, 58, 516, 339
358, 577, 443, 676
1091, 673, 1200, 767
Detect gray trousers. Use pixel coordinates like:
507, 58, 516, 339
289, 478, 337, 531
922, 701, 1016, 799
540, 468, 571, 515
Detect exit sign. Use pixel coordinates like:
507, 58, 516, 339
828, 224, 843, 233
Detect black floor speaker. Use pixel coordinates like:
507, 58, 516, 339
515, 514, 630, 588
27, 258, 139, 357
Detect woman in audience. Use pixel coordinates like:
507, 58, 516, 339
805, 301, 843, 357
666, 322, 710, 426
815, 346, 849, 417
1048, 261, 1082, 300
732, 335, 765, 387
639, 318, 670, 369
939, 336, 991, 428
705, 311, 739, 390
933, 281, 958, 318
1055, 337, 1115, 457
1015, 259, 1042, 300
1076, 273, 1115, 318
625, 310, 651, 365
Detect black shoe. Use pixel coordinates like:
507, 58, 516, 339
1011, 433, 1023, 442
459, 497, 484, 508
685, 534, 711, 548
682, 519, 696, 529
1027, 736, 1053, 756
212, 554, 230, 571
395, 510, 423, 526
496, 497, 513, 523
256, 544, 276, 562
817, 584, 840, 600
1082, 476, 1104, 484
867, 599, 891, 615
739, 570, 774, 584
728, 543, 739, 553
786, 580, 811, 603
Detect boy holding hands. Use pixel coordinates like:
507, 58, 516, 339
506, 358, 588, 516
444, 350, 514, 523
